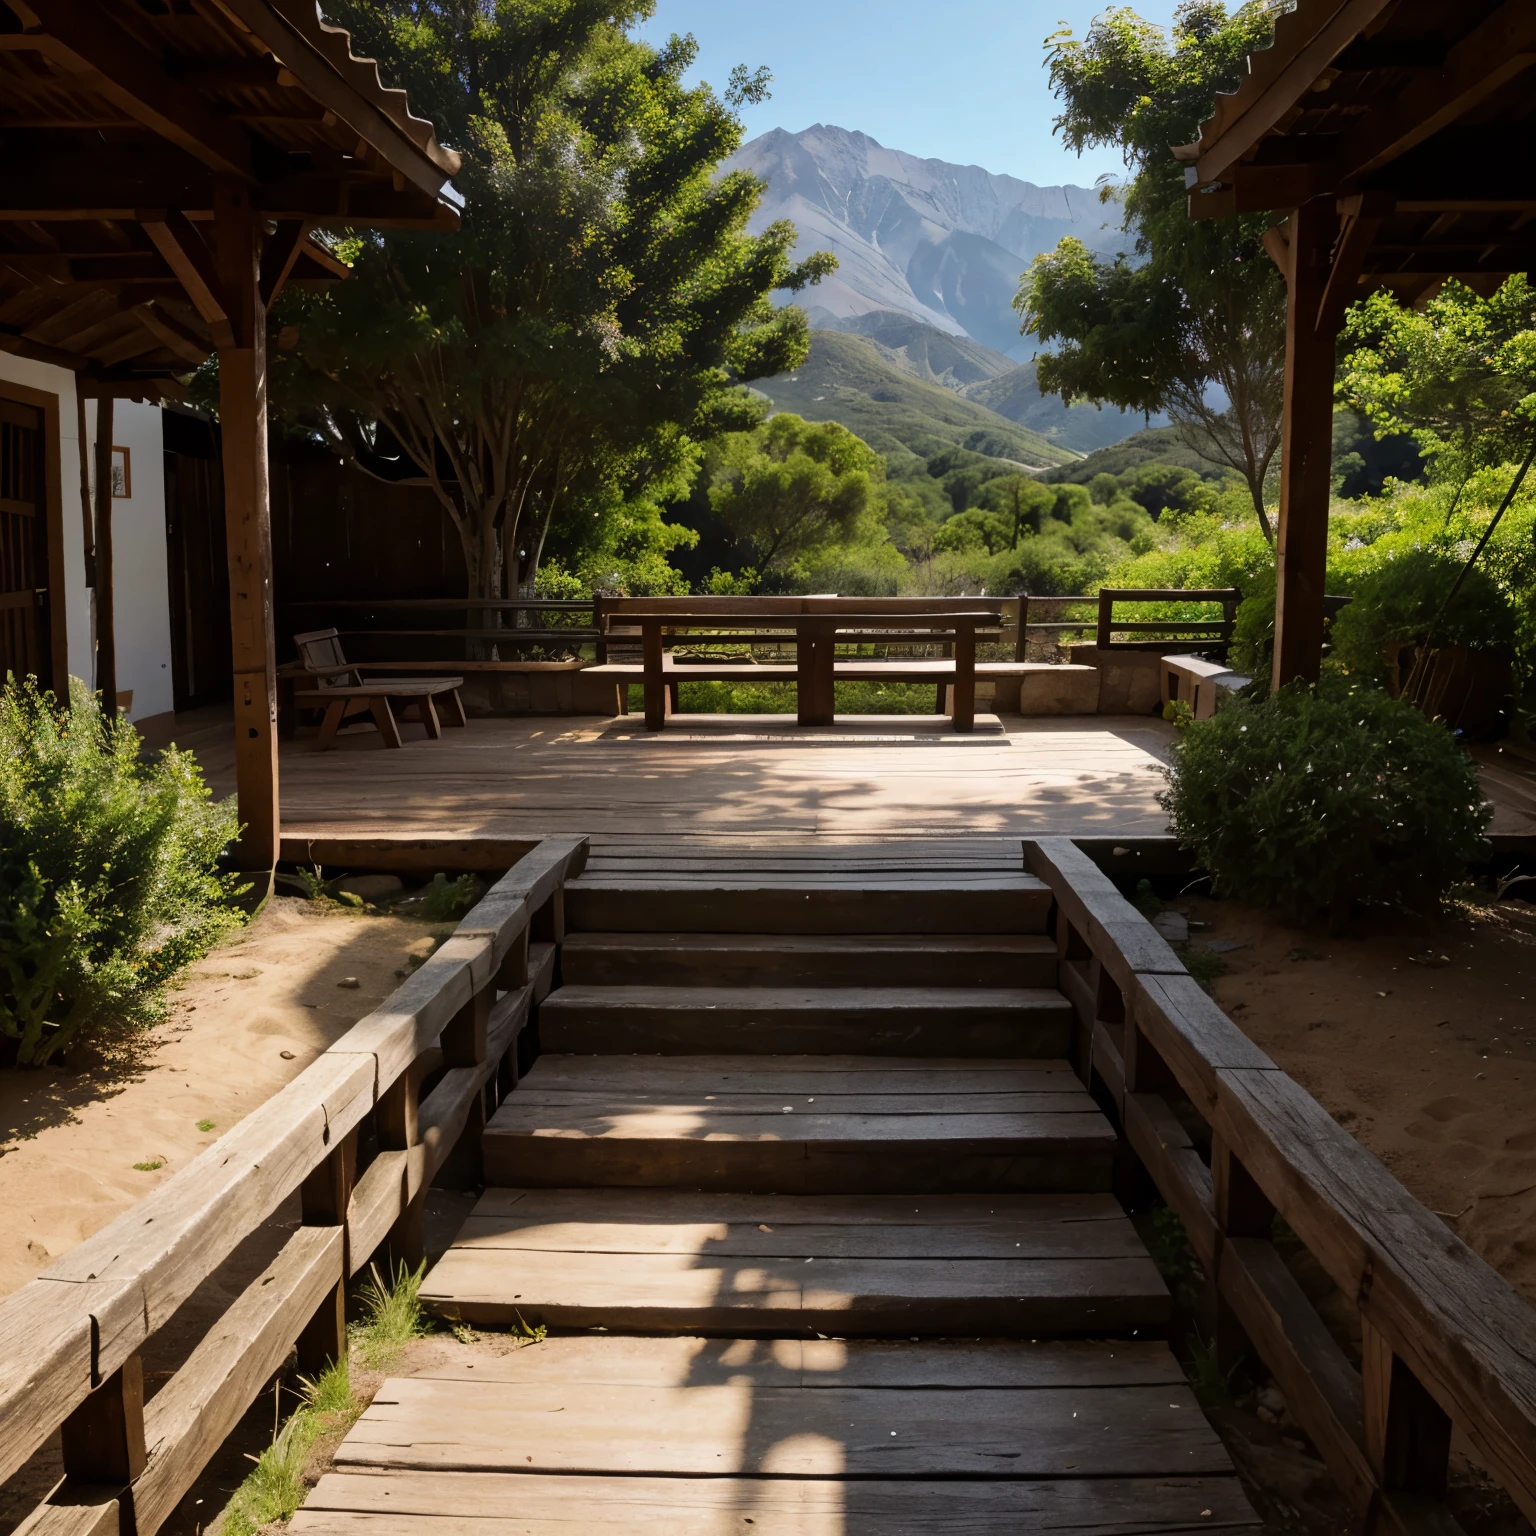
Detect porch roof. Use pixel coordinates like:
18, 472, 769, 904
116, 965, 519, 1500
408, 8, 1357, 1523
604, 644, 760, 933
1181, 0, 1536, 304
0, 0, 461, 394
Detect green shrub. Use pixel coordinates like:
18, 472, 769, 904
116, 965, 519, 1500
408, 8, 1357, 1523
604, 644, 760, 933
1329, 547, 1516, 681
1158, 677, 1489, 925
0, 678, 244, 1065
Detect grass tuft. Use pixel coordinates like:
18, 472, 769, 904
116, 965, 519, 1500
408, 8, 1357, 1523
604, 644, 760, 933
353, 1259, 430, 1370
132, 1159, 164, 1172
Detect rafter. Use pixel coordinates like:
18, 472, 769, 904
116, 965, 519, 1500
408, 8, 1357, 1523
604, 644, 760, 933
140, 211, 233, 346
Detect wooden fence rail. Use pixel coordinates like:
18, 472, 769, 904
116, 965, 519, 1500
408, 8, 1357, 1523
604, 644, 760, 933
1025, 837, 1536, 1536
0, 835, 588, 1536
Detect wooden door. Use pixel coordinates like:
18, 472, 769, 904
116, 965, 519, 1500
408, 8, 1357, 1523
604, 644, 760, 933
0, 397, 49, 684
163, 416, 232, 711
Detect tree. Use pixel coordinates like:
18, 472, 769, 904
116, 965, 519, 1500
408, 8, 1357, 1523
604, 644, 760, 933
1015, 3, 1287, 541
274, 1, 833, 606
707, 414, 885, 578
1338, 277, 1536, 492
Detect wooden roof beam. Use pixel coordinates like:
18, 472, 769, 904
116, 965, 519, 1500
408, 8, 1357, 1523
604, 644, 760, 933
1328, 1, 1536, 183
140, 212, 234, 347
18, 0, 256, 181
1194, 0, 1398, 187
133, 301, 211, 365
1318, 192, 1393, 333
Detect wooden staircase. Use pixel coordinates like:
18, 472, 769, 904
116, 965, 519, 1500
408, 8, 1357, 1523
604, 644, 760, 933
304, 845, 1259, 1534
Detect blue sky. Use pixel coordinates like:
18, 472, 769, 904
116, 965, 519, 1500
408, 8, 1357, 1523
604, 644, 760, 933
635, 0, 1181, 187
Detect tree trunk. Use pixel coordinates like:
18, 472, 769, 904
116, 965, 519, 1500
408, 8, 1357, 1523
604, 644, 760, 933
458, 512, 503, 661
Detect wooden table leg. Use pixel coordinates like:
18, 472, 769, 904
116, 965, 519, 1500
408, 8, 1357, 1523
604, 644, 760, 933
643, 619, 666, 730
952, 621, 976, 733
316, 698, 347, 750
441, 688, 467, 727
416, 693, 442, 739
370, 696, 403, 748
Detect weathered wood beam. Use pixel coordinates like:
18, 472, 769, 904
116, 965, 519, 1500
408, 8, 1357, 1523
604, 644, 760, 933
22, 0, 256, 181
1273, 198, 1338, 688
1329, 2, 1536, 184
133, 301, 210, 365
1317, 192, 1393, 334
140, 211, 233, 347
258, 219, 310, 307
1194, 0, 1398, 186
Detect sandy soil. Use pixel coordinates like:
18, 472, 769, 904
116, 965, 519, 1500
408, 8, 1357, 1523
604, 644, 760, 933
0, 896, 446, 1299
1180, 891, 1536, 1300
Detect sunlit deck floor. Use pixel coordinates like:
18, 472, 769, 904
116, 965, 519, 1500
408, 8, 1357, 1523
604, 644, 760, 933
176, 710, 1181, 846
170, 707, 1536, 846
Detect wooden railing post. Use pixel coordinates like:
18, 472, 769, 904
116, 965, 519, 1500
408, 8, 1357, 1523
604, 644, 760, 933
62, 1355, 147, 1484
1363, 1321, 1453, 1501
296, 1128, 356, 1372
438, 987, 490, 1188
1212, 1136, 1275, 1376
1096, 589, 1114, 648
379, 1064, 424, 1271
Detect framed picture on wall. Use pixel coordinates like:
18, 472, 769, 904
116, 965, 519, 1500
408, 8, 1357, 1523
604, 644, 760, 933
110, 445, 130, 498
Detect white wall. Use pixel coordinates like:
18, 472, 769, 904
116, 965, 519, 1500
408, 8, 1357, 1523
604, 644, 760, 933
0, 356, 175, 723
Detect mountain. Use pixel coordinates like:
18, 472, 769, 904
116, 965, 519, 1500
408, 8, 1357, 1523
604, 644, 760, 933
1042, 426, 1225, 485
961, 361, 1163, 454
751, 329, 1078, 470
726, 124, 1125, 361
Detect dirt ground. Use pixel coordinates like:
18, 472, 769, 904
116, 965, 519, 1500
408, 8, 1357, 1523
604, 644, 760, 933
0, 895, 446, 1299
1176, 890, 1536, 1303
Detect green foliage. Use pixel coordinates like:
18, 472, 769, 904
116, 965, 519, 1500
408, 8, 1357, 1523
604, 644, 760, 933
707, 414, 888, 577
0, 678, 243, 1066
1147, 1203, 1199, 1286
274, 1, 833, 602
1019, 3, 1289, 535
1338, 277, 1536, 486
666, 680, 941, 715
354, 1260, 430, 1371
1329, 550, 1516, 682
418, 873, 484, 923
1159, 678, 1490, 924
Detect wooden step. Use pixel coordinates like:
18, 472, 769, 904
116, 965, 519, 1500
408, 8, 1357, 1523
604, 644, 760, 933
482, 1055, 1115, 1194
561, 932, 1060, 988
539, 984, 1073, 1057
564, 872, 1052, 934
421, 1188, 1169, 1335
323, 1335, 1245, 1482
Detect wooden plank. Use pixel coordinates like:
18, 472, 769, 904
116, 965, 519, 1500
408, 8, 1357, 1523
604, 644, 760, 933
1024, 839, 1185, 992
132, 1228, 344, 1535
561, 932, 1058, 988
11, 1490, 121, 1536
538, 985, 1072, 1058
0, 1281, 97, 1484
420, 1247, 1168, 1334
1133, 974, 1276, 1112
334, 1375, 1233, 1477
519, 1055, 1083, 1094
507, 1089, 1094, 1115
565, 879, 1051, 935
277, 835, 543, 872
1123, 1092, 1218, 1275
1211, 1066, 1536, 1521
294, 1470, 1258, 1535
1219, 1236, 1374, 1517
37, 1051, 374, 1384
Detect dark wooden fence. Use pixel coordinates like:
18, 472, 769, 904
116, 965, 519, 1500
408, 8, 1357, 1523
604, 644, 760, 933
1027, 837, 1536, 1536
0, 837, 586, 1536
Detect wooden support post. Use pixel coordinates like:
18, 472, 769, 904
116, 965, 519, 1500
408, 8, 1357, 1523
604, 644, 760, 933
531, 890, 564, 945
91, 394, 117, 714
296, 1129, 356, 1373
61, 1354, 147, 1487
497, 925, 530, 991
214, 179, 279, 871
1363, 1320, 1453, 1499
642, 617, 665, 730
1273, 199, 1341, 689
952, 619, 976, 732
439, 988, 490, 1188
1015, 594, 1028, 662
1096, 589, 1114, 649
378, 1065, 424, 1272
797, 619, 835, 726
1212, 1136, 1276, 1375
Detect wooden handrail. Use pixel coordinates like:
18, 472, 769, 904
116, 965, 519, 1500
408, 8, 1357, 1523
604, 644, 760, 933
1024, 837, 1536, 1535
1094, 588, 1241, 652
0, 835, 588, 1536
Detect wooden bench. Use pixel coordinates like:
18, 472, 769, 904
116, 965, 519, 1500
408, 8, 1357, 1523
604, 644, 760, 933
289, 628, 467, 749
584, 600, 1004, 731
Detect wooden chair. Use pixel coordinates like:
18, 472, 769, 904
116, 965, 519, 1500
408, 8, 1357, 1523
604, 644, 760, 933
291, 627, 467, 750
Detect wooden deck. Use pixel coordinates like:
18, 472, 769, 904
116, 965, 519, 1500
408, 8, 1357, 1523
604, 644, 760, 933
171, 710, 1184, 845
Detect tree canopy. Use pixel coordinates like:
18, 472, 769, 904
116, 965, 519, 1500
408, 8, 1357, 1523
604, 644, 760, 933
1337, 277, 1536, 491
707, 414, 886, 579
274, 0, 833, 600
1015, 2, 1287, 540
